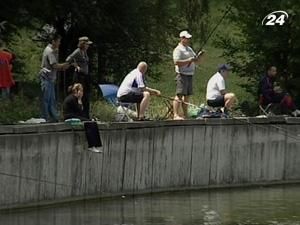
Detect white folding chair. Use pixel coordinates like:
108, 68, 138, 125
98, 84, 135, 122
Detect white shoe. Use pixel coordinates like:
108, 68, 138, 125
88, 146, 103, 153
291, 109, 300, 117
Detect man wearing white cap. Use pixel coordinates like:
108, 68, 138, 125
172, 30, 204, 120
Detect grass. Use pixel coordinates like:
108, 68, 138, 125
0, 0, 257, 123
146, 44, 256, 118
144, 0, 257, 118
94, 0, 257, 120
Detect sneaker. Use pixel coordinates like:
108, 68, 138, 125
291, 109, 300, 117
88, 146, 103, 153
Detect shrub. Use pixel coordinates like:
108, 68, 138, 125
91, 100, 117, 122
0, 96, 40, 124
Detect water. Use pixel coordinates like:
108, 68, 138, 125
1, 185, 300, 225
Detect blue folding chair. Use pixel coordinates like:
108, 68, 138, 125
98, 84, 135, 121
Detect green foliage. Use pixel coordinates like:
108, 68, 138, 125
0, 97, 40, 124
216, 0, 300, 98
91, 100, 117, 122
1, 0, 212, 84
8, 25, 43, 82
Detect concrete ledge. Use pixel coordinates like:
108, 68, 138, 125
0, 126, 14, 134
285, 117, 300, 124
268, 115, 287, 123
0, 117, 300, 210
2, 117, 300, 134
247, 117, 270, 124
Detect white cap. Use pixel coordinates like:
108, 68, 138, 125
179, 30, 192, 39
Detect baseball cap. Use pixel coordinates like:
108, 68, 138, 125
78, 36, 93, 44
179, 31, 192, 39
218, 64, 232, 71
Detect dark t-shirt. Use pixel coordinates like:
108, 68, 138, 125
63, 94, 87, 120
259, 74, 285, 104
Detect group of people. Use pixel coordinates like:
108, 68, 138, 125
117, 30, 300, 119
39, 34, 93, 122
3, 30, 298, 123
39, 34, 103, 153
117, 30, 236, 120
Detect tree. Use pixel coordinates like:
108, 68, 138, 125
216, 0, 300, 104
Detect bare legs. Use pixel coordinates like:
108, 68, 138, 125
173, 95, 190, 120
137, 91, 150, 119
224, 93, 236, 110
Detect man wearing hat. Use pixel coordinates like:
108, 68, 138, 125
206, 64, 236, 112
172, 30, 204, 120
66, 36, 93, 118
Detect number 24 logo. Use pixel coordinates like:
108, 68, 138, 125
262, 11, 288, 26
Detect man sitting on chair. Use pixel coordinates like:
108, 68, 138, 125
206, 64, 236, 114
259, 65, 300, 116
117, 61, 161, 120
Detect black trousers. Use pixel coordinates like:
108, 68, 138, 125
83, 121, 102, 148
74, 72, 91, 119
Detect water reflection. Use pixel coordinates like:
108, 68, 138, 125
0, 185, 300, 225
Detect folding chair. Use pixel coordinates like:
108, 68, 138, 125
258, 95, 280, 116
162, 99, 174, 119
98, 84, 135, 122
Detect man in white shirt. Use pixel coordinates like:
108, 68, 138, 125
206, 64, 236, 112
173, 30, 204, 120
117, 61, 161, 120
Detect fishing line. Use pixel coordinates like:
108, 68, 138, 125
159, 95, 300, 141
230, 115, 300, 142
0, 172, 73, 188
197, 4, 232, 51
159, 95, 200, 108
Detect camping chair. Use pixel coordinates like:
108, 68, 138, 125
162, 99, 174, 119
259, 95, 281, 116
98, 84, 135, 122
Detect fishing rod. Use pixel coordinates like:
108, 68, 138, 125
195, 4, 233, 55
159, 95, 200, 108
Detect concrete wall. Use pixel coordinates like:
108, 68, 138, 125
0, 117, 300, 209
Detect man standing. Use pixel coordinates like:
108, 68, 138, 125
173, 30, 204, 120
66, 36, 93, 119
206, 64, 236, 113
39, 33, 70, 122
117, 61, 161, 120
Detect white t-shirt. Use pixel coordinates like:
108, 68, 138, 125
206, 72, 226, 100
173, 43, 196, 75
117, 68, 145, 97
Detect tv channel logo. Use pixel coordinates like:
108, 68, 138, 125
262, 11, 289, 26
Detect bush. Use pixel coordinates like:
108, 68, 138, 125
91, 100, 117, 122
0, 96, 40, 124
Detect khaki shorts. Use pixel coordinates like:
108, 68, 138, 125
175, 73, 193, 96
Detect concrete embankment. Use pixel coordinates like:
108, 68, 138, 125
0, 117, 300, 210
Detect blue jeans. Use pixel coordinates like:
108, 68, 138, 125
41, 79, 59, 121
1, 88, 10, 99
